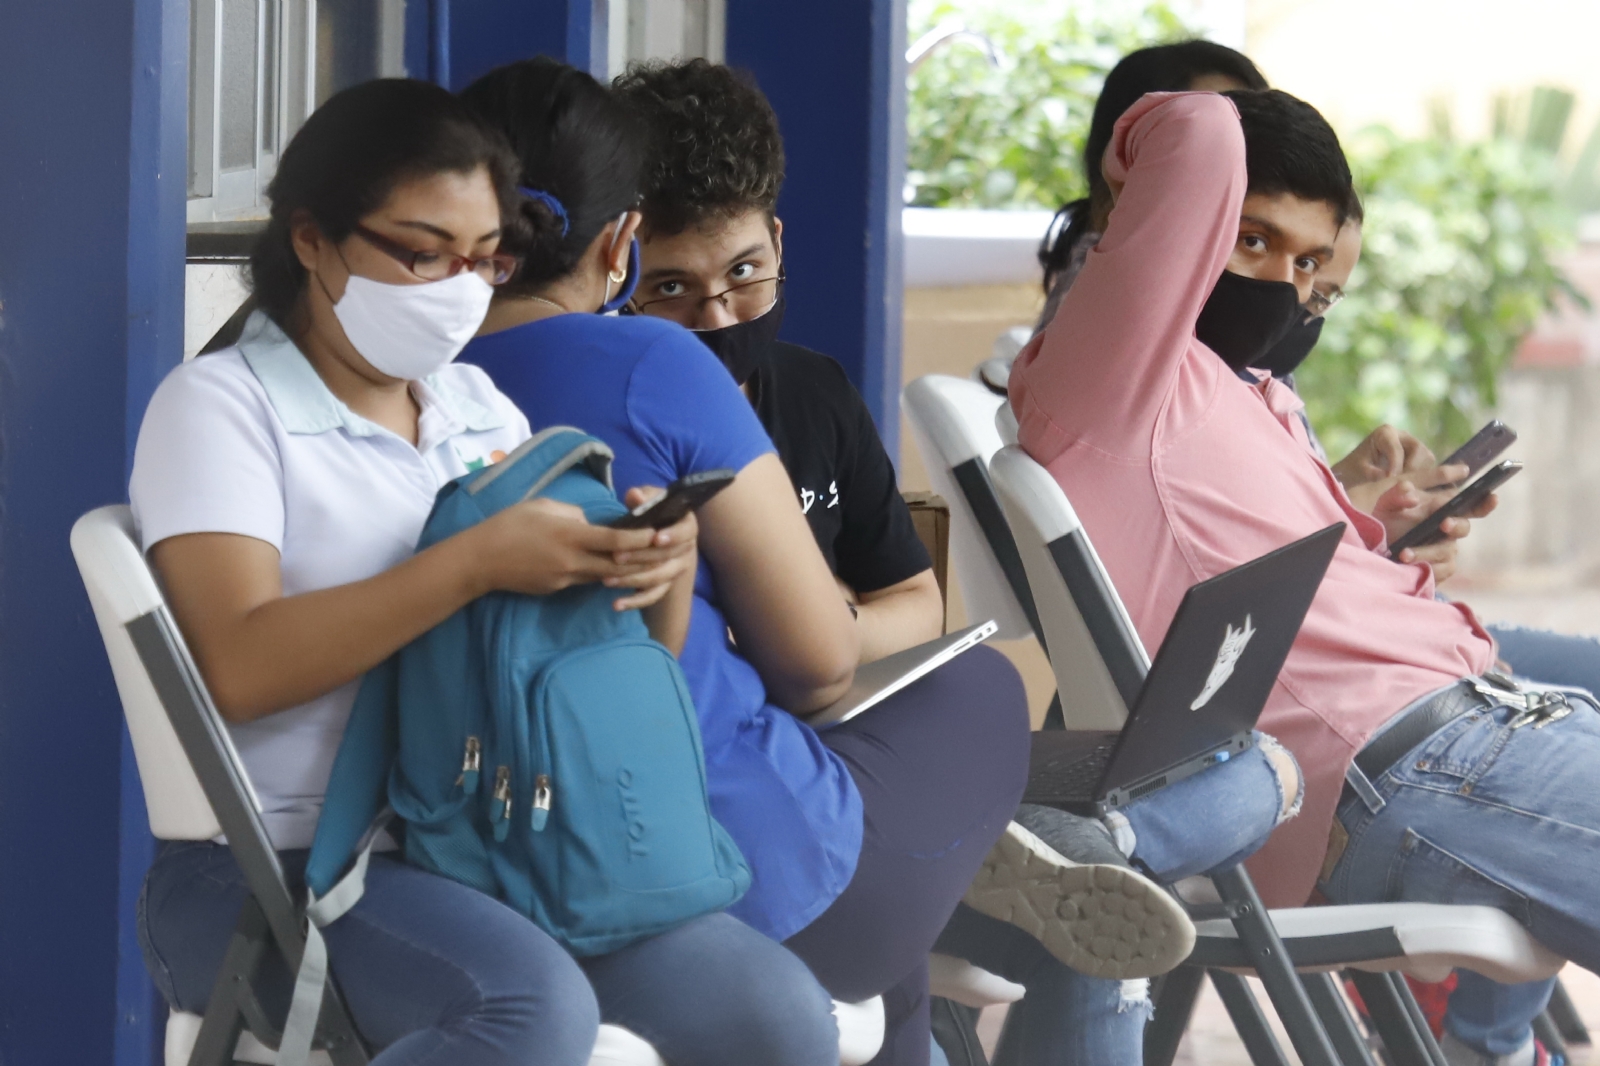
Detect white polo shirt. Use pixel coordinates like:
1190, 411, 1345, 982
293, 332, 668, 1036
130, 311, 531, 849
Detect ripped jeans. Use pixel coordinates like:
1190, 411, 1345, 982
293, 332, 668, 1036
934, 733, 1298, 1066
1321, 692, 1600, 1058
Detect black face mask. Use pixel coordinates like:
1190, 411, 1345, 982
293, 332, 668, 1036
1252, 313, 1324, 378
693, 290, 786, 386
1194, 269, 1302, 371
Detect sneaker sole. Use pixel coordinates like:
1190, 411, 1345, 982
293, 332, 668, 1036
962, 822, 1196, 979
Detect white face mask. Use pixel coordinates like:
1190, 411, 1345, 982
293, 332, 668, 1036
330, 270, 494, 381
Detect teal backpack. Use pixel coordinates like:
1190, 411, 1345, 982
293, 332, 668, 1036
282, 428, 750, 1063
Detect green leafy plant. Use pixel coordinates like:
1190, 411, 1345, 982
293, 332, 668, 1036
1295, 127, 1583, 460
906, 0, 1193, 209
905, 4, 1583, 459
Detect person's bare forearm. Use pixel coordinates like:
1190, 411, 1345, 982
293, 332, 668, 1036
854, 572, 944, 663
643, 557, 697, 656
157, 500, 697, 726
160, 533, 487, 723
696, 455, 859, 714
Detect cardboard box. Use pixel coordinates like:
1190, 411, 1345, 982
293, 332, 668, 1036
902, 491, 950, 621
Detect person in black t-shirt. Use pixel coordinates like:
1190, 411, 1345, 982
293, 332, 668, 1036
612, 74, 943, 665
614, 59, 1205, 1066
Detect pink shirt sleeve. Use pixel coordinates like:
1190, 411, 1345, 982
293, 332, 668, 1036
1011, 92, 1247, 461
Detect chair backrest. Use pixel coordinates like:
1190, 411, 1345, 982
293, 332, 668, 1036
988, 445, 1149, 730
994, 401, 1020, 447
901, 375, 1037, 641
70, 505, 260, 839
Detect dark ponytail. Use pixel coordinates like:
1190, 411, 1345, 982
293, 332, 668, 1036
248, 78, 522, 327
460, 57, 646, 293
1037, 40, 1268, 291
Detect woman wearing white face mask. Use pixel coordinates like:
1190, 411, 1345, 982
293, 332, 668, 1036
129, 78, 838, 1066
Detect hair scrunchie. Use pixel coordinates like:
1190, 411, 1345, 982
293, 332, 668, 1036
518, 186, 570, 238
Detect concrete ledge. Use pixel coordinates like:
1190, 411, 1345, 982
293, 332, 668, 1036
903, 208, 1056, 288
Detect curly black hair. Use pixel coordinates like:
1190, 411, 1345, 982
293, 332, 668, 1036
612, 58, 784, 236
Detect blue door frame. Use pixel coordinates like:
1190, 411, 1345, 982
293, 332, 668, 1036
0, 0, 187, 1061
0, 3, 901, 1063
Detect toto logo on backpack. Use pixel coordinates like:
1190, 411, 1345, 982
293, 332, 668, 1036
618, 767, 650, 858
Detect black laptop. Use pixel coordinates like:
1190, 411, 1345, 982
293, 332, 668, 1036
1025, 523, 1343, 814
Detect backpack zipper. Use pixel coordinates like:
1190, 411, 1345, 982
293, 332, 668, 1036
492, 765, 513, 842
455, 736, 481, 792
532, 774, 552, 832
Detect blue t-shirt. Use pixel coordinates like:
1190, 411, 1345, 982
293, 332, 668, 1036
461, 313, 864, 940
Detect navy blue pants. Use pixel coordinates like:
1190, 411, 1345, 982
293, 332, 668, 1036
784, 645, 1031, 1066
140, 845, 838, 1066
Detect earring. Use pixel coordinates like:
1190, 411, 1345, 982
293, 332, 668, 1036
608, 267, 627, 284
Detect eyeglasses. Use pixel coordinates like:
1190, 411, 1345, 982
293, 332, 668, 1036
1306, 286, 1346, 318
352, 224, 520, 286
631, 272, 785, 325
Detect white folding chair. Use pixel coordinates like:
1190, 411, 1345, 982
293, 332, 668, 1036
902, 374, 1037, 642
72, 505, 897, 1066
72, 505, 363, 1066
903, 374, 1074, 730
985, 449, 1565, 1066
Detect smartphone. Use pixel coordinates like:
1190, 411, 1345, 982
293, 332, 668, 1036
609, 469, 737, 529
1387, 460, 1522, 558
1439, 420, 1517, 484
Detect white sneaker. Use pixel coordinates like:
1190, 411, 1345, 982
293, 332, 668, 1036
962, 811, 1195, 979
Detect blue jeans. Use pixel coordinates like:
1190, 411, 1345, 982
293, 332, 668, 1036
934, 740, 1290, 1066
1491, 623, 1600, 693
1321, 692, 1600, 1058
139, 842, 838, 1066
1473, 625, 1600, 1054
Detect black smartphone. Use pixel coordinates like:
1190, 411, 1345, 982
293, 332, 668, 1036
609, 469, 737, 529
1387, 460, 1522, 557
1439, 420, 1517, 484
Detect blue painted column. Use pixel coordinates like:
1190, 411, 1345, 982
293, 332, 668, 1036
0, 0, 187, 1062
727, 0, 908, 456
409, 0, 607, 89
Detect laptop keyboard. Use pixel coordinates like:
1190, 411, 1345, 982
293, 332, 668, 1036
1024, 742, 1117, 807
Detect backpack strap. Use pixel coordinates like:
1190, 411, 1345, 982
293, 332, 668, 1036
464, 426, 615, 514
278, 807, 393, 1066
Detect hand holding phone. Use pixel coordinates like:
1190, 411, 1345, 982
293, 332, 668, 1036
610, 469, 737, 529
1387, 460, 1521, 558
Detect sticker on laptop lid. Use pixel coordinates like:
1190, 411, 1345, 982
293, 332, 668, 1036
1191, 614, 1256, 710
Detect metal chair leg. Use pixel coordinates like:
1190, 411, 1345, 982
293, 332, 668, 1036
190, 897, 270, 1066
1210, 971, 1294, 1066
1533, 1011, 1570, 1065
1211, 866, 1342, 1066
1347, 971, 1445, 1066
1144, 966, 1205, 1066
1303, 971, 1378, 1066
1547, 979, 1591, 1047
133, 611, 370, 1066
930, 996, 989, 1066
1390, 974, 1447, 1066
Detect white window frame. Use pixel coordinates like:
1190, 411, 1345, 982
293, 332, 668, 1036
188, 0, 317, 223
605, 0, 725, 82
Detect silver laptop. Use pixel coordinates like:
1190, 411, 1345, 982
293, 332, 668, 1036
806, 621, 999, 727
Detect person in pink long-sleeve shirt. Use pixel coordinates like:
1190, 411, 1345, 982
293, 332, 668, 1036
1010, 89, 1500, 908
1012, 95, 1600, 1066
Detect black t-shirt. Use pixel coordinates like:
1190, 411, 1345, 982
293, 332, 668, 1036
749, 341, 930, 593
